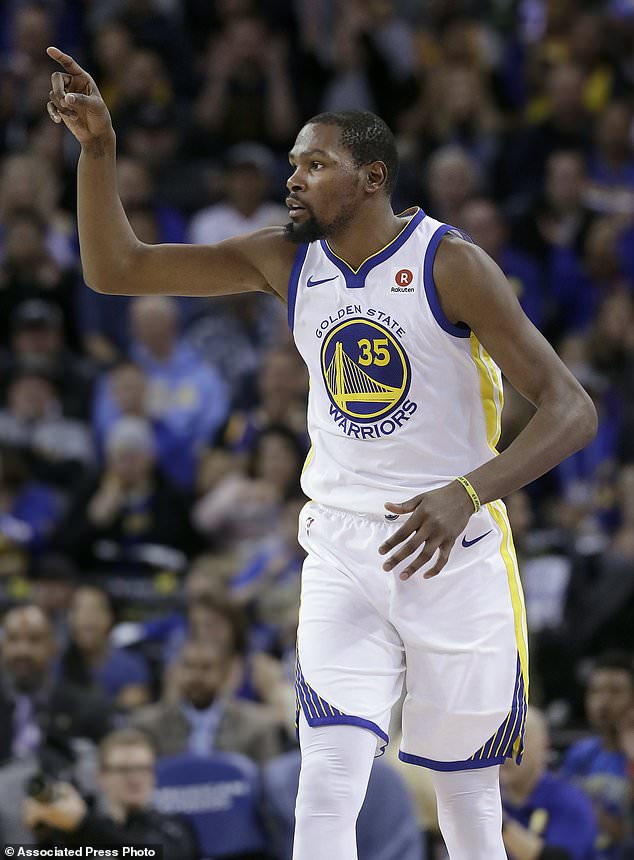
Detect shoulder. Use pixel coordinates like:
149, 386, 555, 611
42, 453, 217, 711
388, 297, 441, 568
562, 736, 603, 769
432, 232, 530, 333
539, 772, 594, 813
433, 233, 497, 291
132, 700, 179, 728
222, 697, 277, 729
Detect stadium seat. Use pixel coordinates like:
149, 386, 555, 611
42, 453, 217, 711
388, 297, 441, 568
154, 751, 267, 858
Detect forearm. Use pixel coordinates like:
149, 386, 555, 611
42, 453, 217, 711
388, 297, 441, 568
466, 384, 596, 506
77, 132, 140, 291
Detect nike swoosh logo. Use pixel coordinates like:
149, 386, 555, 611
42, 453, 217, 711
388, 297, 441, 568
307, 275, 338, 288
462, 529, 492, 548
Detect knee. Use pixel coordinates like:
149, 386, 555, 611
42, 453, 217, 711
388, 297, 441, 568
296, 748, 367, 820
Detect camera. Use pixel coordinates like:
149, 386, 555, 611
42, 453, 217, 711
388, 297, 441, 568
25, 771, 57, 803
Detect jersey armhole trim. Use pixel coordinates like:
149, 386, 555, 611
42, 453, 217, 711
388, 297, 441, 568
287, 242, 309, 331
423, 223, 471, 339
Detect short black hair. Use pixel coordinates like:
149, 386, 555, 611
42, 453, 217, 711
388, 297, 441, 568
306, 110, 399, 195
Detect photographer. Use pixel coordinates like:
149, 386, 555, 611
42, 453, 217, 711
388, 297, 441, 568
23, 728, 198, 860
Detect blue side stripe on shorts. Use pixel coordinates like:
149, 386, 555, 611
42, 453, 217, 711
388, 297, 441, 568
470, 652, 527, 765
294, 659, 389, 753
399, 652, 527, 772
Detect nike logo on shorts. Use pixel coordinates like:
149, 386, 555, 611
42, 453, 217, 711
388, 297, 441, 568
307, 275, 338, 288
461, 529, 492, 548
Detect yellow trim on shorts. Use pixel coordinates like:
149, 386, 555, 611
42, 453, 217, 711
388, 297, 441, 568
488, 500, 529, 701
302, 445, 315, 474
470, 334, 504, 453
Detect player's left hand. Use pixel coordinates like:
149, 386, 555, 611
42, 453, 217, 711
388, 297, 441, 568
378, 481, 474, 580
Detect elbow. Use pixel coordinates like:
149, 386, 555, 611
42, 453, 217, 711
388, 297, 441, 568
569, 385, 599, 450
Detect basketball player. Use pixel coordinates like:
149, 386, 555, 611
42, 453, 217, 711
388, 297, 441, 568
46, 47, 597, 860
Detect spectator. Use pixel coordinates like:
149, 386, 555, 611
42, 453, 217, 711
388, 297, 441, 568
187, 296, 286, 410
117, 156, 187, 244
0, 446, 59, 577
501, 706, 598, 860
125, 295, 229, 487
0, 605, 112, 771
193, 424, 306, 556
29, 552, 78, 648
586, 101, 634, 217
0, 299, 95, 420
110, 49, 174, 137
0, 365, 94, 492
459, 198, 545, 327
90, 19, 136, 115
500, 63, 593, 206
55, 416, 194, 573
23, 728, 198, 860
560, 652, 634, 859
123, 103, 208, 215
216, 346, 308, 455
195, 13, 297, 150
61, 585, 151, 713
0, 211, 81, 349
0, 153, 74, 267
618, 703, 634, 859
189, 143, 285, 246
424, 145, 479, 227
133, 639, 283, 764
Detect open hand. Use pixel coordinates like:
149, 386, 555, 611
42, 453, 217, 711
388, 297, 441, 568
378, 481, 474, 580
46, 46, 112, 144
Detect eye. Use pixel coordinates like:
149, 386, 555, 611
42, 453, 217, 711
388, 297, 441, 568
311, 161, 323, 170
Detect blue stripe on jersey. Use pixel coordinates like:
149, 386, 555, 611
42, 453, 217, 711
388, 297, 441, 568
422, 223, 471, 338
287, 242, 309, 331
295, 659, 389, 754
399, 653, 527, 772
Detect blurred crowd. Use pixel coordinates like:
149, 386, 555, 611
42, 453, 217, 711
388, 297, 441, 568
0, 0, 633, 857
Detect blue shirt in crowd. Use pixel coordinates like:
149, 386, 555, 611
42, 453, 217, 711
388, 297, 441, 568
504, 771, 598, 860
561, 737, 629, 860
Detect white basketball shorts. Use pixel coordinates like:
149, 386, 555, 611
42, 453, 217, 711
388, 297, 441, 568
295, 500, 528, 771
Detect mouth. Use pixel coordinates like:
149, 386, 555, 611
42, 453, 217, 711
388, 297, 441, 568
286, 197, 307, 219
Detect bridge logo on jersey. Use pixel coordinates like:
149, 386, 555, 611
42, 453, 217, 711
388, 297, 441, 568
320, 318, 417, 438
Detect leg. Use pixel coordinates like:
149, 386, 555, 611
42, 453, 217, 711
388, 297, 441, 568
292, 713, 377, 860
430, 765, 507, 860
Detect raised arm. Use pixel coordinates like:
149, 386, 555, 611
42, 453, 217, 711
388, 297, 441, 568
46, 47, 293, 299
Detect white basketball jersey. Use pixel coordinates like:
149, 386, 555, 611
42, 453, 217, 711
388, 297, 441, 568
288, 207, 503, 514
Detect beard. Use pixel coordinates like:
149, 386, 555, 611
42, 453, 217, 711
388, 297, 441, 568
283, 202, 357, 244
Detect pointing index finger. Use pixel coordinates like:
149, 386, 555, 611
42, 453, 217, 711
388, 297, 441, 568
46, 46, 86, 76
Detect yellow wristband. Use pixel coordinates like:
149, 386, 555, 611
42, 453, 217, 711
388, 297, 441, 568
455, 476, 481, 513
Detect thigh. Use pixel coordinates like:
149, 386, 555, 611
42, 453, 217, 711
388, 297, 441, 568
297, 505, 406, 750
394, 504, 528, 767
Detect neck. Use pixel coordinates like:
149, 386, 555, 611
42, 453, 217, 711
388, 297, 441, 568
83, 642, 108, 665
600, 729, 619, 751
325, 203, 405, 271
146, 341, 174, 361
233, 200, 261, 219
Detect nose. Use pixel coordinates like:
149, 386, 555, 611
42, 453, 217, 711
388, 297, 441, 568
286, 166, 305, 193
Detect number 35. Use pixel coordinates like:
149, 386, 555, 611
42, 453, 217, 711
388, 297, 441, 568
358, 338, 390, 366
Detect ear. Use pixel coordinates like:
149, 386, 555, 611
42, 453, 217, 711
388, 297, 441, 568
365, 161, 388, 195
